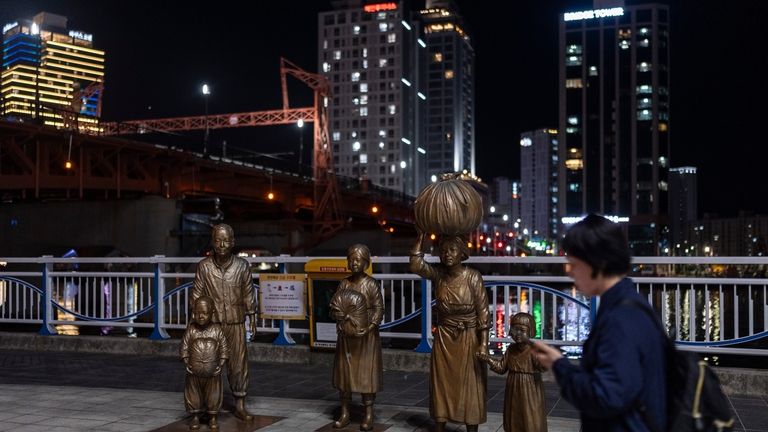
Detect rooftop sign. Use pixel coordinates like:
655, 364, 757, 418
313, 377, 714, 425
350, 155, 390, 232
68, 30, 92, 42
564, 7, 624, 22
364, 3, 397, 13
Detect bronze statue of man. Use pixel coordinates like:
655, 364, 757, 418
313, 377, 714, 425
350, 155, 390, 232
191, 224, 257, 421
330, 244, 383, 431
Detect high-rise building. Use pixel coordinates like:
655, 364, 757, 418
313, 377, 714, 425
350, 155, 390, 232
319, 1, 425, 196
668, 166, 697, 248
558, 1, 670, 254
418, 1, 475, 181
1, 12, 104, 131
521, 129, 559, 241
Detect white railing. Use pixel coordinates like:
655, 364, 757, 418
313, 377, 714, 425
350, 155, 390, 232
0, 256, 766, 356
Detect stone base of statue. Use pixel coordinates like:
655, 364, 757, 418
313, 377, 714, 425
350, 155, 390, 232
149, 412, 284, 431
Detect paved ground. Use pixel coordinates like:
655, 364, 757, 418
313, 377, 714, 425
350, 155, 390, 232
0, 350, 765, 431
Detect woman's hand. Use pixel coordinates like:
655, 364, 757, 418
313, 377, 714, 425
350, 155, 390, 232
531, 340, 563, 370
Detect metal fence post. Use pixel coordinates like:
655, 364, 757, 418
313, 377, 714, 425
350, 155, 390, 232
414, 278, 432, 353
38, 255, 56, 335
150, 256, 170, 340
272, 261, 296, 345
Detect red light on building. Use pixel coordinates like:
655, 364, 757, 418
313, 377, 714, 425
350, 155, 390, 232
497, 242, 503, 248
364, 3, 397, 13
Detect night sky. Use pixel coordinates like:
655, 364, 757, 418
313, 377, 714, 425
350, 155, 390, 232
1, 0, 766, 217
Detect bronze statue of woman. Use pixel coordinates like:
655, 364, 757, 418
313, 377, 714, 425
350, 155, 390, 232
410, 232, 490, 432
330, 244, 383, 431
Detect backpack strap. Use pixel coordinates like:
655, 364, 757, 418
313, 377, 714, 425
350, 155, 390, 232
619, 298, 670, 432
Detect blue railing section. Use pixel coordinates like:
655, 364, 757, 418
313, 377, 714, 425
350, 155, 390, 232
1, 256, 766, 356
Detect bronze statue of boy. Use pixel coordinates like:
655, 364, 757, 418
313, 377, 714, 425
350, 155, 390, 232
181, 296, 229, 430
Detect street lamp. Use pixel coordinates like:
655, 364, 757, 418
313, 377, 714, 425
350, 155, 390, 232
202, 84, 210, 156
297, 118, 304, 175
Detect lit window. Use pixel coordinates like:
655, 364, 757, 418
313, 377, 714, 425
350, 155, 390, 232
400, 161, 407, 169
362, 48, 367, 58
351, 71, 360, 82
323, 40, 328, 49
360, 95, 368, 104
444, 70, 454, 79
360, 153, 368, 164
566, 56, 582, 66
379, 58, 388, 67
379, 23, 388, 32
637, 109, 652, 121
566, 44, 582, 55
619, 40, 630, 50
377, 12, 386, 20
332, 131, 341, 141
379, 142, 385, 149
567, 116, 579, 125
639, 27, 650, 35
387, 33, 396, 43
658, 180, 668, 191
565, 78, 583, 88
363, 60, 368, 69
390, 164, 396, 173
565, 159, 583, 170
360, 107, 368, 116
568, 183, 580, 192
618, 29, 631, 39
388, 104, 396, 114
637, 62, 651, 72
566, 127, 580, 134
360, 83, 368, 92
638, 38, 649, 47
351, 131, 358, 138
636, 85, 652, 94
353, 141, 361, 151
658, 122, 668, 132
589, 66, 598, 76
378, 129, 386, 137
323, 62, 331, 72
353, 25, 361, 35
433, 53, 443, 62
352, 97, 360, 105
658, 156, 668, 167
334, 50, 342, 60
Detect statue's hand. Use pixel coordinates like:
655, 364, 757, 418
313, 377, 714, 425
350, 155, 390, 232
475, 352, 491, 363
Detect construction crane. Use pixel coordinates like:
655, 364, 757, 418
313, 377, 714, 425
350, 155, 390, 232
61, 80, 103, 133
100, 58, 344, 241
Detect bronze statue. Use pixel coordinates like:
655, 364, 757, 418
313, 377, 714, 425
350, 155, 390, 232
191, 224, 257, 422
477, 313, 547, 432
410, 232, 490, 432
329, 244, 383, 431
181, 296, 229, 431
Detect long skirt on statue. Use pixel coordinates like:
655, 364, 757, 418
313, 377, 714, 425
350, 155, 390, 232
333, 328, 383, 393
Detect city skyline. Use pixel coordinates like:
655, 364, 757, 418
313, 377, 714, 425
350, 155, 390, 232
1, 0, 766, 217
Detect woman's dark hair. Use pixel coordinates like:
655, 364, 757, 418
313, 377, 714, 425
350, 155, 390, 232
562, 214, 631, 278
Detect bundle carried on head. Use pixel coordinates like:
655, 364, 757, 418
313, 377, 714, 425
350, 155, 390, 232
330, 287, 370, 337
414, 173, 483, 236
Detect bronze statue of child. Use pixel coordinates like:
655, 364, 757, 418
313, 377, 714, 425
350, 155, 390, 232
180, 296, 230, 430
329, 244, 383, 431
477, 312, 547, 432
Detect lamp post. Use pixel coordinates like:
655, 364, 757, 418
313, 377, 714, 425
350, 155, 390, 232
202, 83, 210, 156
297, 118, 304, 175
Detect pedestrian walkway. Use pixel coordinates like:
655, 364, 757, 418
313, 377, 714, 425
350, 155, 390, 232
0, 349, 766, 431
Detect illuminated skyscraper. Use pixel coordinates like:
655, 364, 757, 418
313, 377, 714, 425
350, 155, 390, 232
419, 0, 475, 181
521, 129, 559, 241
318, 1, 425, 196
558, 1, 670, 254
669, 166, 697, 248
1, 12, 104, 131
